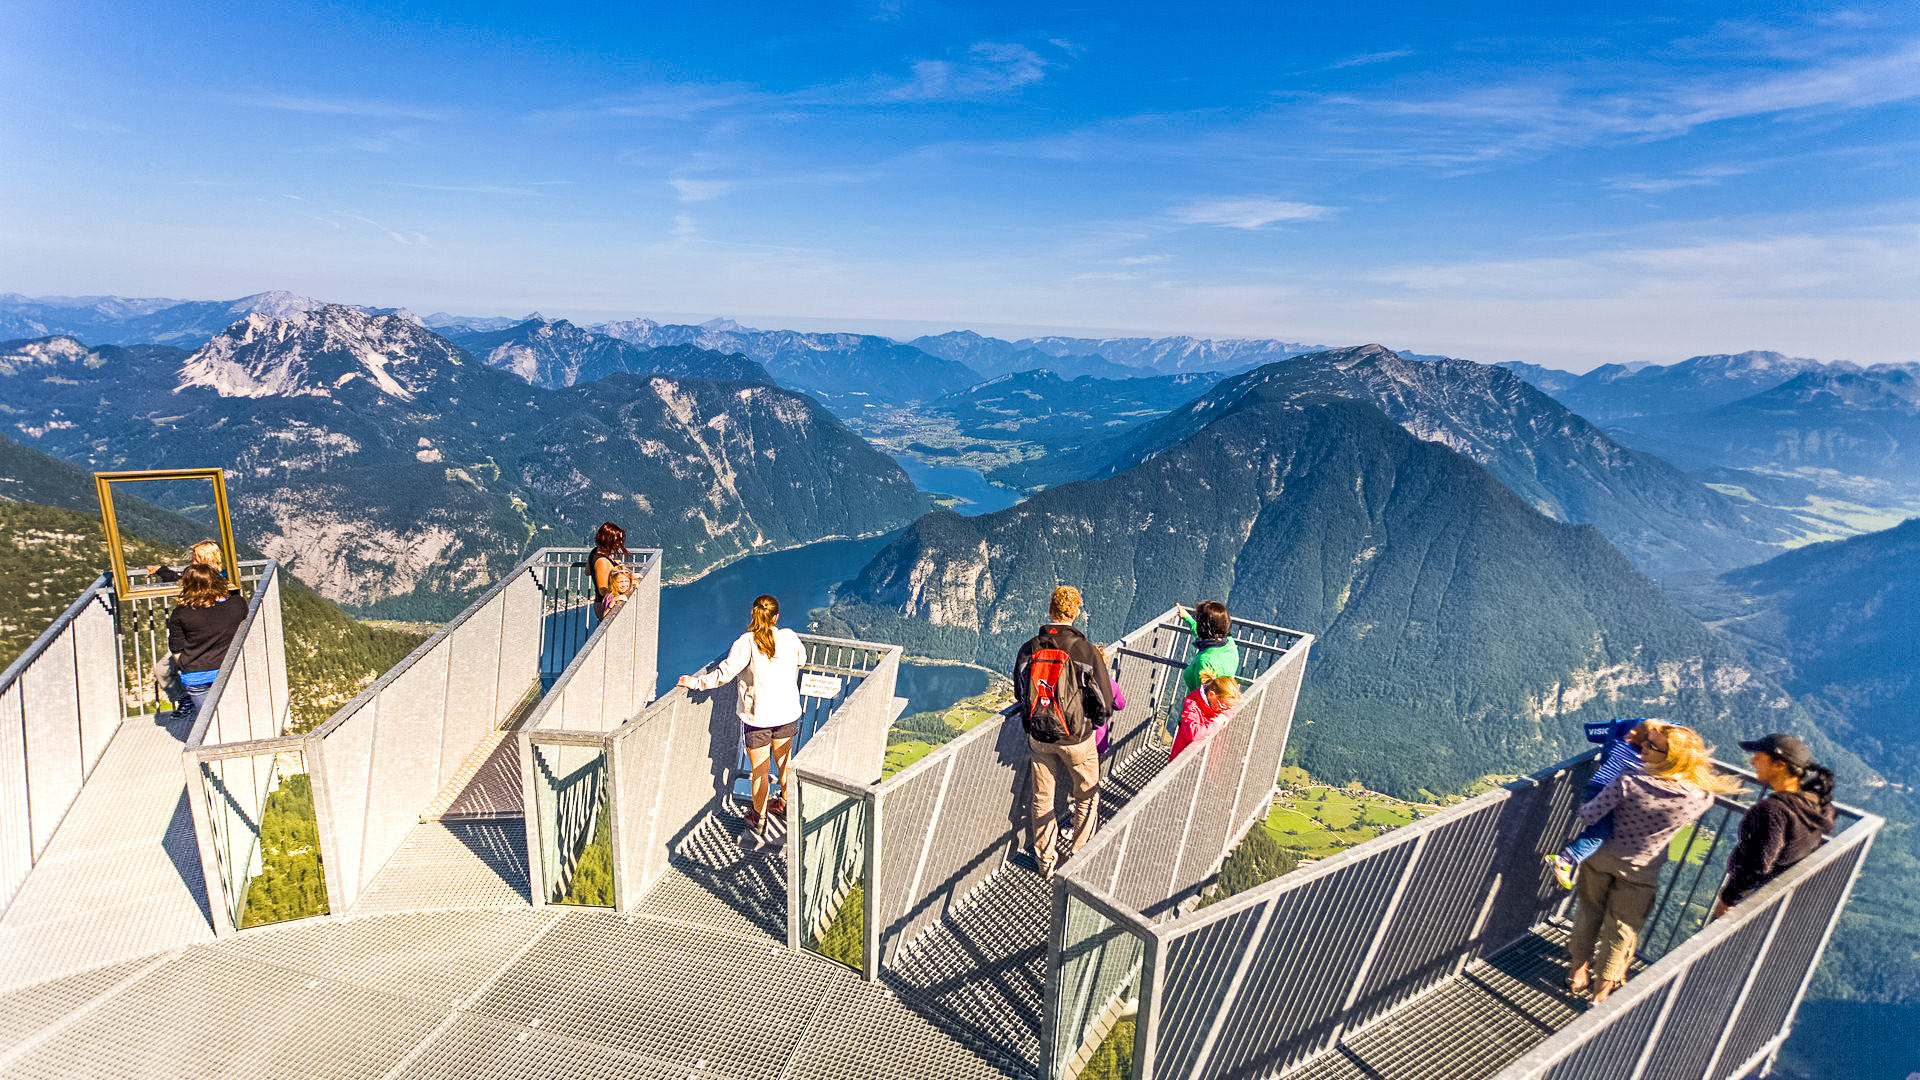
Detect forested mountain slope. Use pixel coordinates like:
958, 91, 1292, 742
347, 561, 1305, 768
1098, 345, 1805, 580
824, 393, 1858, 797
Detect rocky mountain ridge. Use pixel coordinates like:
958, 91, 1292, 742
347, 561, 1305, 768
0, 310, 927, 616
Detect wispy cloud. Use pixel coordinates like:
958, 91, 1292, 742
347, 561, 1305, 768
1606, 165, 1751, 195
1316, 39, 1920, 167
668, 177, 740, 202
873, 42, 1049, 102
1330, 49, 1413, 69
229, 93, 446, 122
1173, 198, 1335, 229
392, 182, 545, 196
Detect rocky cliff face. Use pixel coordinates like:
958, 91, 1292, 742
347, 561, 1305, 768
0, 310, 927, 617
827, 393, 1858, 796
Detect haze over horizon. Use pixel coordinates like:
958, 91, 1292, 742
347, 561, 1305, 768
3, 0, 1917, 371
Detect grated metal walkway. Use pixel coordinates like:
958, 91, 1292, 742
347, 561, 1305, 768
0, 714, 213, 993
0, 905, 1020, 1080
1288, 926, 1589, 1080
636, 799, 790, 942
354, 820, 532, 914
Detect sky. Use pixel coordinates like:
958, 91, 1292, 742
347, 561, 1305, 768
1, 1, 1916, 370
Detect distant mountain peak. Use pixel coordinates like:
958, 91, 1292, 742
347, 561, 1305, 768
176, 303, 460, 402
0, 335, 93, 376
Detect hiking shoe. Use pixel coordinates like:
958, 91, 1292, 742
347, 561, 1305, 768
1037, 846, 1058, 879
768, 796, 787, 818
743, 807, 764, 833
1550, 855, 1576, 890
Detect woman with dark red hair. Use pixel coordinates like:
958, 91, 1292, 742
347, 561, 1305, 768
589, 522, 628, 608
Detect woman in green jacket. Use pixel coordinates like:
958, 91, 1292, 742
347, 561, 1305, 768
1170, 600, 1239, 735
1179, 600, 1239, 690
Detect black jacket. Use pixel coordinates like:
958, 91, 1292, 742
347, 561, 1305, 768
167, 595, 248, 674
1012, 623, 1114, 744
1719, 790, 1835, 906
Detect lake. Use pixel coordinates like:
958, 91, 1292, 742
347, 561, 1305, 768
889, 454, 1021, 516
654, 531, 992, 714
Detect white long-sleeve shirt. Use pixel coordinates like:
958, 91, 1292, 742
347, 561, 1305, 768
688, 627, 805, 728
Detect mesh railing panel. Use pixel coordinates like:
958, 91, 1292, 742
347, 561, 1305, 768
1, 576, 121, 912
1711, 839, 1866, 1080
1197, 843, 1416, 1079
111, 561, 268, 719
1634, 907, 1777, 1080
1343, 801, 1507, 1031
608, 692, 736, 900
308, 551, 549, 910
1536, 979, 1674, 1080
1639, 798, 1745, 964
872, 713, 1028, 965
1106, 754, 1203, 920
1154, 900, 1268, 1080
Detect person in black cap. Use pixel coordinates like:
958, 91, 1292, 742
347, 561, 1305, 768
1712, 733, 1836, 918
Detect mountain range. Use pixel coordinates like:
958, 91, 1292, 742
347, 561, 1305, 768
821, 389, 1863, 798
0, 306, 927, 616
440, 317, 770, 389
1086, 346, 1809, 581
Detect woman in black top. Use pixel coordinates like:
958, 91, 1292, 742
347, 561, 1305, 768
589, 522, 628, 607
1712, 733, 1837, 917
166, 564, 247, 721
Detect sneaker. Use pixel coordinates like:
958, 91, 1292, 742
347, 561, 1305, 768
743, 807, 764, 833
1550, 855, 1576, 890
768, 796, 787, 818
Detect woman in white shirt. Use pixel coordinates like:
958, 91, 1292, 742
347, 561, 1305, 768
679, 594, 805, 834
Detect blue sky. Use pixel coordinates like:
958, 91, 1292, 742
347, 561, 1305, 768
2, 1, 1916, 369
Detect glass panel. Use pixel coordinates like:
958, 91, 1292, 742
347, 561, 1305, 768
200, 749, 329, 928
531, 741, 613, 906
796, 777, 867, 971
1053, 892, 1145, 1080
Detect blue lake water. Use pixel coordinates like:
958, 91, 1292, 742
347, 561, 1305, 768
890, 455, 1021, 516
653, 532, 993, 714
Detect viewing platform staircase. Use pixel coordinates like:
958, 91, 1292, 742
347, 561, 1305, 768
0, 546, 1876, 1080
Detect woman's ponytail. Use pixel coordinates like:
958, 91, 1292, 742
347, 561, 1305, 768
1799, 763, 1836, 807
750, 594, 780, 659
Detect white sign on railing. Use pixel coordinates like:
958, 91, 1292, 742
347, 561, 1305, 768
799, 673, 842, 699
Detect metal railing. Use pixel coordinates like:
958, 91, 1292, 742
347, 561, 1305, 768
1066, 742, 1880, 1080
789, 609, 1311, 982
176, 561, 293, 934
1494, 785, 1877, 1080
303, 547, 652, 916
1045, 629, 1313, 1080
0, 574, 122, 915
522, 630, 898, 911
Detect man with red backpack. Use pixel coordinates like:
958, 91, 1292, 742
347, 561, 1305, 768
1014, 585, 1116, 878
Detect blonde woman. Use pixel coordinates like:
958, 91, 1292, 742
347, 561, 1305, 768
679, 595, 803, 836
146, 538, 223, 583
1566, 724, 1740, 1003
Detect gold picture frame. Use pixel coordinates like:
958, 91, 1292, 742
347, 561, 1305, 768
93, 468, 242, 599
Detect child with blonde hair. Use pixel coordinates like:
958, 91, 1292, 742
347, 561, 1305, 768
1170, 672, 1241, 761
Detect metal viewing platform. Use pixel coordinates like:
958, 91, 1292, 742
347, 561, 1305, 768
0, 553, 1875, 1080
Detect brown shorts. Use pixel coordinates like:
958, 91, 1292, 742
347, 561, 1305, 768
743, 721, 799, 749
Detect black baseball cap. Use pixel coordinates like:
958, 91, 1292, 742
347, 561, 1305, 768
1738, 733, 1813, 771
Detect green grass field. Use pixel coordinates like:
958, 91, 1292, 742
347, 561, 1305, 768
881, 682, 1013, 778
1262, 768, 1429, 858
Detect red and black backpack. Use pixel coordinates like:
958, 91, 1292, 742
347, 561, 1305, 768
1020, 628, 1091, 743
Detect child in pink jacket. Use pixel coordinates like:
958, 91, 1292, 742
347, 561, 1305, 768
1170, 674, 1241, 761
